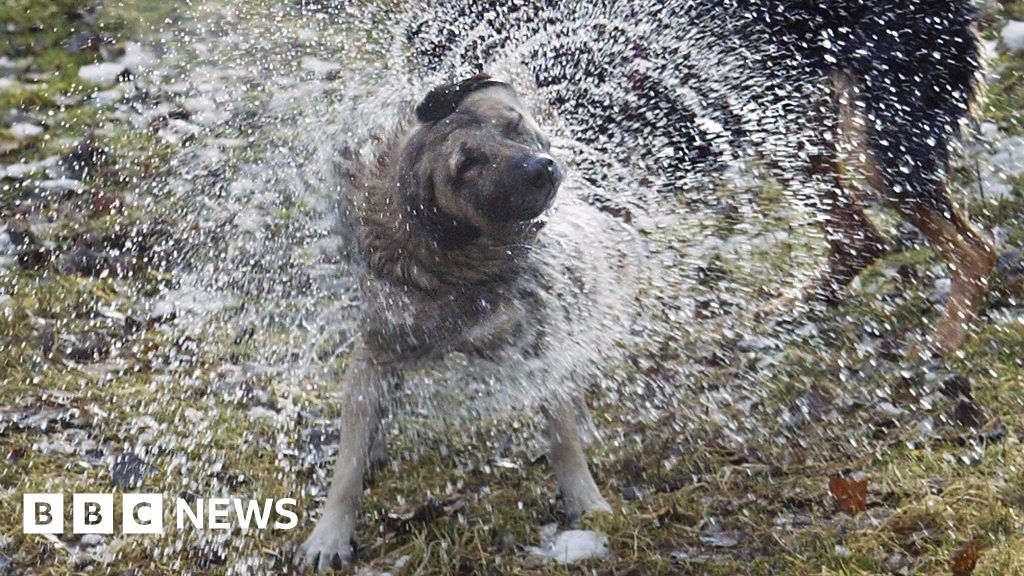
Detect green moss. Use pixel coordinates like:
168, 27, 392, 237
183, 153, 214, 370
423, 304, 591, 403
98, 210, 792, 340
985, 50, 1024, 136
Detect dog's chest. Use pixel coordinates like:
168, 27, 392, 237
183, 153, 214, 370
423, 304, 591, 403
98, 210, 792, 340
362, 275, 547, 364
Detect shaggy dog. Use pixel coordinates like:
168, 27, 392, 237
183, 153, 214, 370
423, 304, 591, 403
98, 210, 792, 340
295, 75, 637, 569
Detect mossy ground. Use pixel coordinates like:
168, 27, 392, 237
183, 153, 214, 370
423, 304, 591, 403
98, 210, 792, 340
2, 1, 1024, 575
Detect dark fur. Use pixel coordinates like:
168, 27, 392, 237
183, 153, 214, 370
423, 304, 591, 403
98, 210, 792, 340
415, 73, 510, 123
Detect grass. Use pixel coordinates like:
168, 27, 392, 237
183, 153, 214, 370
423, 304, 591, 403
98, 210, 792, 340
1, 0, 1024, 575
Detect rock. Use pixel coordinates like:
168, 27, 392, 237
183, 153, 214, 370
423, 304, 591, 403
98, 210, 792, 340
954, 398, 983, 429
58, 139, 107, 180
940, 374, 972, 400
148, 300, 177, 324
247, 406, 277, 420
527, 530, 609, 564
794, 384, 835, 422
37, 323, 55, 356
884, 552, 910, 575
736, 335, 778, 352
993, 249, 1024, 302
7, 220, 50, 270
0, 229, 13, 256
66, 30, 104, 54
78, 62, 126, 87
876, 402, 905, 419
110, 453, 154, 488
620, 485, 644, 501
1001, 20, 1024, 53
929, 277, 951, 304
63, 330, 113, 362
10, 123, 43, 139
300, 425, 339, 465
699, 528, 742, 548
60, 246, 110, 277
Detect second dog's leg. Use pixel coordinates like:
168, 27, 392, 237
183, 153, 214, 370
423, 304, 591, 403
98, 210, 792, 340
544, 399, 611, 523
805, 162, 889, 303
802, 72, 888, 303
296, 342, 393, 570
896, 196, 996, 357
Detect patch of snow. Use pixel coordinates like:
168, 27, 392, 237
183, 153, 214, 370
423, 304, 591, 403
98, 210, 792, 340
183, 97, 230, 127
183, 96, 217, 114
10, 122, 43, 139
117, 43, 156, 71
78, 62, 126, 87
157, 119, 201, 145
247, 406, 278, 420
971, 122, 1024, 201
876, 402, 905, 419
92, 87, 124, 105
300, 56, 342, 75
1001, 20, 1024, 53
0, 77, 16, 91
2, 156, 59, 179
80, 534, 104, 546
153, 285, 234, 318
36, 178, 86, 193
527, 529, 608, 564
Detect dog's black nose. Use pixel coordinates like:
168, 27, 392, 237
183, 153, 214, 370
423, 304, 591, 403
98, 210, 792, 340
523, 154, 560, 190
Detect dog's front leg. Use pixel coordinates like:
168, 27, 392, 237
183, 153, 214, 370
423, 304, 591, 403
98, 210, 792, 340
544, 398, 611, 523
296, 339, 395, 570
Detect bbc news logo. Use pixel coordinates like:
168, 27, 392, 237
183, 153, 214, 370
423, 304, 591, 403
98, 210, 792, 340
23, 494, 299, 534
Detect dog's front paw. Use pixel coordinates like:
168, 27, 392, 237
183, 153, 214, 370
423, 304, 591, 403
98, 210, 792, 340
563, 490, 612, 526
294, 515, 355, 571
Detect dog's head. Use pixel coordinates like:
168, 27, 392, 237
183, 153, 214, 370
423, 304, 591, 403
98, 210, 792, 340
398, 75, 562, 247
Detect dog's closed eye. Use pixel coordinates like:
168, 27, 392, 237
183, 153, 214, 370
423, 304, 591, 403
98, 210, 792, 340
453, 149, 488, 186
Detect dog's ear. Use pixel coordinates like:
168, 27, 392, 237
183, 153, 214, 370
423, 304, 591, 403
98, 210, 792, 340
415, 74, 508, 123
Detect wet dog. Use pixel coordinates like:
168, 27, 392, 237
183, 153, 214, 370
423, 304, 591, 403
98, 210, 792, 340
408, 0, 997, 358
295, 75, 638, 569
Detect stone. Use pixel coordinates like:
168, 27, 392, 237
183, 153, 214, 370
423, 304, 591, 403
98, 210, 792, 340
1001, 20, 1024, 53
78, 62, 126, 87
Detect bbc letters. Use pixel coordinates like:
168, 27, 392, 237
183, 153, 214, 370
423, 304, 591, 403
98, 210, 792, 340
23, 493, 299, 534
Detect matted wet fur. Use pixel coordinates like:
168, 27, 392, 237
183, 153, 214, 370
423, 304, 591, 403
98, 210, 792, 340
295, 75, 638, 569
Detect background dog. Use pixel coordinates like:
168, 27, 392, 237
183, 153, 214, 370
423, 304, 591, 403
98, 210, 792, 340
295, 75, 639, 569
407, 0, 997, 358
